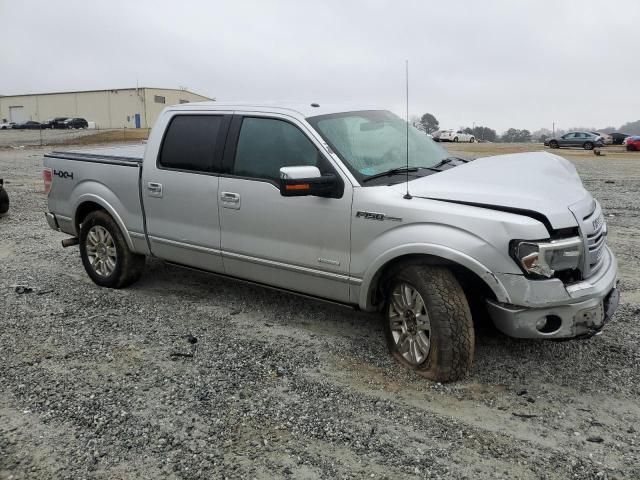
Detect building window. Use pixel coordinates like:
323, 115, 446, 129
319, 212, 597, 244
154, 95, 166, 104
179, 99, 189, 104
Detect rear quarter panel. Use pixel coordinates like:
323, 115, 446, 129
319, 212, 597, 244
44, 156, 146, 252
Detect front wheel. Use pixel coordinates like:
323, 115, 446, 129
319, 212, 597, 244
453, 137, 459, 142
79, 210, 145, 288
382, 265, 475, 382
549, 140, 559, 149
583, 142, 594, 150
469, 137, 475, 143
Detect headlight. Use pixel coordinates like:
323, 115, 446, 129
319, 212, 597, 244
512, 237, 583, 278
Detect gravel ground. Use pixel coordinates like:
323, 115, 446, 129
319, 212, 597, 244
1, 145, 639, 479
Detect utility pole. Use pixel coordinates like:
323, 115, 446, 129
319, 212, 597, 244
552, 122, 555, 136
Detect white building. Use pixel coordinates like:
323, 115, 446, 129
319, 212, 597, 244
0, 87, 212, 128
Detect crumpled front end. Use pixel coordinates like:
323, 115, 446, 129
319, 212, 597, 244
487, 197, 619, 339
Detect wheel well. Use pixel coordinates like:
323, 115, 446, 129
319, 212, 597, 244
368, 254, 497, 313
75, 201, 106, 232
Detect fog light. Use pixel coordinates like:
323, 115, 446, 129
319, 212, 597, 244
535, 317, 547, 331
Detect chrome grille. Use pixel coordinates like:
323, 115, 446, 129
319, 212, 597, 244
581, 202, 607, 276
569, 197, 608, 279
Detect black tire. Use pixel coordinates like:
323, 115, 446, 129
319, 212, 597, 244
79, 210, 145, 288
583, 142, 594, 150
469, 137, 475, 143
549, 140, 559, 149
382, 265, 475, 382
453, 137, 459, 142
0, 187, 9, 215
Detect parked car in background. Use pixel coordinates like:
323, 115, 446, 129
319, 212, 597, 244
438, 129, 475, 142
42, 117, 70, 129
0, 179, 9, 216
62, 117, 88, 129
610, 133, 630, 145
0, 121, 16, 130
592, 132, 613, 145
624, 136, 640, 151
11, 121, 45, 130
544, 131, 603, 150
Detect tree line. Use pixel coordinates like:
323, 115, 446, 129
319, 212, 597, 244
413, 112, 640, 142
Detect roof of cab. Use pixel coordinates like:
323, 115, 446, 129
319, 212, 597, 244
166, 101, 384, 119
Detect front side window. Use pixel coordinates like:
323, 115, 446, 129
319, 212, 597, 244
233, 117, 320, 181
307, 110, 449, 182
158, 115, 222, 172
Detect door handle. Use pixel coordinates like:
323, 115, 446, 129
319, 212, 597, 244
221, 192, 239, 203
147, 182, 163, 197
220, 191, 240, 209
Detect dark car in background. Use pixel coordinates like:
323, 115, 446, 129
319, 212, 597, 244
544, 131, 603, 150
610, 132, 630, 145
11, 121, 45, 130
62, 117, 88, 129
43, 117, 70, 129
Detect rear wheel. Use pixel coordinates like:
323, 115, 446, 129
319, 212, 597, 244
79, 210, 145, 288
382, 265, 475, 382
583, 142, 594, 150
453, 137, 459, 142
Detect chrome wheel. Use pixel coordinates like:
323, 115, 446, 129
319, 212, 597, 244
389, 283, 431, 365
85, 225, 117, 277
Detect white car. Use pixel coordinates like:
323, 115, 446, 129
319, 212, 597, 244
438, 129, 475, 143
592, 132, 613, 145
0, 121, 15, 130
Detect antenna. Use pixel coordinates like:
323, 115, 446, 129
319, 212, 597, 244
403, 59, 412, 200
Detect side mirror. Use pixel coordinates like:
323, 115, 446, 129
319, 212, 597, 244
279, 166, 337, 198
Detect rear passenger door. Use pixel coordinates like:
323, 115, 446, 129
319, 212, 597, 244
141, 112, 230, 272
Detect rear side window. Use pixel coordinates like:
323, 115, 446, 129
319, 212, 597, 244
159, 115, 222, 172
233, 117, 319, 181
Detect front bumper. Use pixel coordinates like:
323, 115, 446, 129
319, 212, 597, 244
487, 247, 619, 339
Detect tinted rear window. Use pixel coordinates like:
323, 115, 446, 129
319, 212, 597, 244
159, 115, 223, 172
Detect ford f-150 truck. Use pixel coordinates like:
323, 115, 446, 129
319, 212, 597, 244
43, 103, 619, 382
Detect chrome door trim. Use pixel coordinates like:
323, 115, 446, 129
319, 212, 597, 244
222, 249, 362, 285
148, 236, 222, 256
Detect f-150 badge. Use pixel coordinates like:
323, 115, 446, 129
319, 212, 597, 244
356, 211, 402, 222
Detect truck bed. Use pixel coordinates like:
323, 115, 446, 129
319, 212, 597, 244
44, 144, 148, 253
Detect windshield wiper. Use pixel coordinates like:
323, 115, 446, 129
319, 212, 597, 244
431, 156, 469, 170
362, 166, 438, 183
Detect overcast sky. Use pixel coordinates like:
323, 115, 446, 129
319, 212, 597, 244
1, 0, 638, 132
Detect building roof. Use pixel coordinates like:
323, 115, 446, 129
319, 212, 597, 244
0, 87, 212, 99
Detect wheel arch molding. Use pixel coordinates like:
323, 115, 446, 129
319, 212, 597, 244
358, 244, 512, 311
73, 195, 134, 250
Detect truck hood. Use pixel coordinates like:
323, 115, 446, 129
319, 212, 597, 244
391, 152, 589, 229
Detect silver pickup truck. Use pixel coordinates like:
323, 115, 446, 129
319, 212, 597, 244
44, 103, 619, 382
